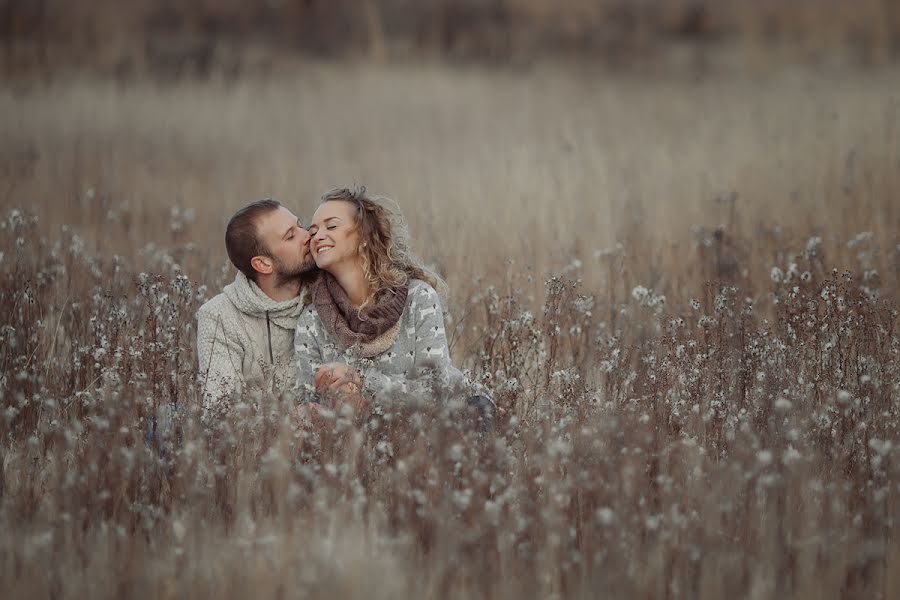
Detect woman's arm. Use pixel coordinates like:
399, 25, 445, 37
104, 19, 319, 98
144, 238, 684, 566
361, 282, 464, 403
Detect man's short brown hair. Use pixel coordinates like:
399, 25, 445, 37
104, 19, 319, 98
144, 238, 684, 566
225, 199, 281, 280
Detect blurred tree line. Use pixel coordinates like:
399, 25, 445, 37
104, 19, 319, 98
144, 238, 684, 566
3, 0, 900, 78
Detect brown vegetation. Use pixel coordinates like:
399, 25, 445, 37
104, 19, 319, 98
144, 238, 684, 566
1, 64, 899, 598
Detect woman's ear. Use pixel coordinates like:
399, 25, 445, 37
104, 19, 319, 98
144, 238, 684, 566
250, 255, 273, 275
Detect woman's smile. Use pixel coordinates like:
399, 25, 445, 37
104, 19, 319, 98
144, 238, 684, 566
308, 200, 360, 270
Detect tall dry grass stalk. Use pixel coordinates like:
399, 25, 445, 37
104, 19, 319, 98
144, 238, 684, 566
1, 63, 899, 598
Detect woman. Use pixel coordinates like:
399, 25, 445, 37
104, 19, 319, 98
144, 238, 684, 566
294, 187, 489, 423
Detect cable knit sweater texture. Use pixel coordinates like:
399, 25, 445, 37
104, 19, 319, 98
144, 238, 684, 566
196, 272, 305, 419
294, 279, 468, 405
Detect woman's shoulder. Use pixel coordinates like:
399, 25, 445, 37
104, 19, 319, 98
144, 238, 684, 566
407, 278, 440, 300
404, 279, 444, 325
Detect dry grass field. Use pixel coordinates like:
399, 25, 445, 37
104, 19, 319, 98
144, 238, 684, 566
2, 61, 900, 598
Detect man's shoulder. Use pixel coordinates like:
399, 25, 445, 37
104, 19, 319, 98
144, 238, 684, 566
196, 293, 250, 340
196, 292, 251, 350
197, 292, 236, 319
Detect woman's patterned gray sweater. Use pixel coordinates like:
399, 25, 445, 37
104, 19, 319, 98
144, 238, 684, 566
293, 279, 467, 405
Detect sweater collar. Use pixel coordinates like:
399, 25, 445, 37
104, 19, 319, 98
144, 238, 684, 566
223, 272, 305, 330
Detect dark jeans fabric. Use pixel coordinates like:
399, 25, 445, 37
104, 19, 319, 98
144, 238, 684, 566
145, 402, 184, 457
145, 395, 496, 454
465, 395, 496, 437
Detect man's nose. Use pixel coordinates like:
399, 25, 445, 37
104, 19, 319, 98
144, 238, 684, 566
299, 229, 311, 243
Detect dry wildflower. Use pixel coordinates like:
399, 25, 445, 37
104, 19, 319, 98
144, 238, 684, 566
774, 397, 793, 411
847, 231, 874, 249
631, 285, 649, 302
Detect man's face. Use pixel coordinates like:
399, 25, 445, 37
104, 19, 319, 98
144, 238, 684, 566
255, 207, 317, 281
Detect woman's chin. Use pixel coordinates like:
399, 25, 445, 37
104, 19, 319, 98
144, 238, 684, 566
314, 257, 335, 271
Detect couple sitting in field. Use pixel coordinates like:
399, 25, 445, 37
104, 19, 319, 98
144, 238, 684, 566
196, 186, 493, 430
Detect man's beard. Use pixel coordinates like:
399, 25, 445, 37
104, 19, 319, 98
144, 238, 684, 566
273, 254, 318, 288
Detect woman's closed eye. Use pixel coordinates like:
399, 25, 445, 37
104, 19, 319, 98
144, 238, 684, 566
309, 225, 336, 235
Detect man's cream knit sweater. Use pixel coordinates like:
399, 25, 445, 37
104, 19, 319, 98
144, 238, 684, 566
196, 272, 305, 420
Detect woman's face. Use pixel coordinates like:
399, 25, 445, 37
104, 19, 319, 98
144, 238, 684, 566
308, 200, 362, 272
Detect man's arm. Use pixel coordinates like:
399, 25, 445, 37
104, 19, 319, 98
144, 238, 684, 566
197, 306, 245, 422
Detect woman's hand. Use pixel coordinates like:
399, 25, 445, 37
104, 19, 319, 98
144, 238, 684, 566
315, 363, 369, 419
315, 362, 361, 393
332, 392, 369, 420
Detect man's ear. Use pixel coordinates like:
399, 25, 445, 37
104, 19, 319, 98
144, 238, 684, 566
250, 255, 273, 275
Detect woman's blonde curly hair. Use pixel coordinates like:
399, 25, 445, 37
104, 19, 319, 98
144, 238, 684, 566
319, 186, 448, 314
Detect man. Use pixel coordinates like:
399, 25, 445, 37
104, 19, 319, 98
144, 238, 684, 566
197, 199, 317, 421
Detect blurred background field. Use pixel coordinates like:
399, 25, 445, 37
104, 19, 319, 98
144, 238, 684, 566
3, 62, 899, 314
2, 0, 900, 296
4, 0, 900, 78
2, 2, 900, 599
